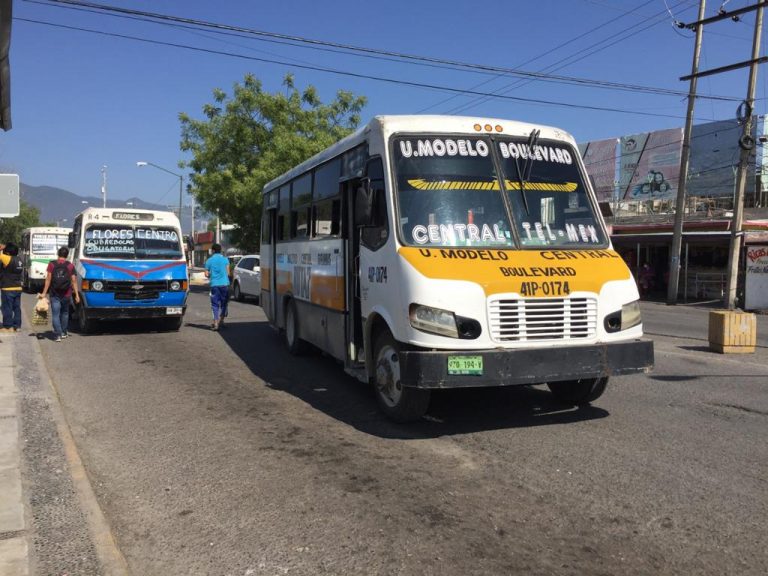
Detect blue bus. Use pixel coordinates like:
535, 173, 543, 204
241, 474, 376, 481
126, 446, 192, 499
69, 208, 188, 332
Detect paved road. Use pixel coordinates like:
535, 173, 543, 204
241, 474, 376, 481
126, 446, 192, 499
26, 292, 768, 575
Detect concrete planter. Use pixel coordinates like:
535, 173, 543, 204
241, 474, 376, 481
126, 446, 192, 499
708, 310, 756, 354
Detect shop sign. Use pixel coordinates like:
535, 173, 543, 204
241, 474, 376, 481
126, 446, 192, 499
745, 245, 768, 310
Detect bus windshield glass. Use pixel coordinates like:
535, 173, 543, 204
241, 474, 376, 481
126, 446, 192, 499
83, 224, 183, 259
32, 234, 69, 255
393, 136, 514, 248
496, 136, 606, 247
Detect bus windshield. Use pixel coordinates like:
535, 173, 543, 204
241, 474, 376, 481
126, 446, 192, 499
393, 136, 514, 248
393, 134, 606, 249
496, 136, 606, 247
32, 233, 69, 255
83, 224, 183, 260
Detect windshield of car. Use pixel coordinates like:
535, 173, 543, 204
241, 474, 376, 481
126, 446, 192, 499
83, 224, 183, 259
393, 136, 514, 248
496, 137, 606, 247
31, 234, 69, 255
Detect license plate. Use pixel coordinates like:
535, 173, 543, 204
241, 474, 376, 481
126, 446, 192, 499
166, 307, 183, 315
447, 355, 483, 376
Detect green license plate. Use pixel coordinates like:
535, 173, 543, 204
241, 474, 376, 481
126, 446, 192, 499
447, 355, 483, 376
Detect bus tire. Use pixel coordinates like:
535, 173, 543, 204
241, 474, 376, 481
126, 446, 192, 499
547, 377, 608, 406
77, 305, 93, 335
233, 281, 244, 302
164, 317, 183, 331
284, 299, 308, 355
373, 330, 430, 422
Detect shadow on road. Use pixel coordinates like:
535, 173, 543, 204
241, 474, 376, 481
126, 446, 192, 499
214, 317, 610, 439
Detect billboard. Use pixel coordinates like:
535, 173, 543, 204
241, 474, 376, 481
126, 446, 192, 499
688, 119, 742, 199
619, 128, 682, 201
578, 138, 618, 202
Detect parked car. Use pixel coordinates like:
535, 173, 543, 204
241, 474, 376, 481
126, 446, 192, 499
232, 254, 260, 302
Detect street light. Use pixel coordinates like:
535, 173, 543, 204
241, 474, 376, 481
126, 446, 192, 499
136, 161, 183, 222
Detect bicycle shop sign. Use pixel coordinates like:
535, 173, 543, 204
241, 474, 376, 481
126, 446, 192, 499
745, 246, 768, 310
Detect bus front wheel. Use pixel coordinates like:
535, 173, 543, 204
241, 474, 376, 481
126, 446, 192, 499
77, 305, 93, 335
547, 377, 608, 405
373, 331, 430, 422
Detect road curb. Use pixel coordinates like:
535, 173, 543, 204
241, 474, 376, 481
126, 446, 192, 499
21, 306, 132, 576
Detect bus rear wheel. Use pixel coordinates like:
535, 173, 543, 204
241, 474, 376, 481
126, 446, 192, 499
373, 331, 430, 422
284, 299, 308, 355
547, 377, 608, 405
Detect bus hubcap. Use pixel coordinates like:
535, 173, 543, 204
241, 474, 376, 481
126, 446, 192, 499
375, 345, 402, 407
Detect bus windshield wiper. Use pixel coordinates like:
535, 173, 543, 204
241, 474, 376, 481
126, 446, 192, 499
514, 129, 541, 215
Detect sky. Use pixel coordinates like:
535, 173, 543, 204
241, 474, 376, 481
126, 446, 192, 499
2, 0, 767, 211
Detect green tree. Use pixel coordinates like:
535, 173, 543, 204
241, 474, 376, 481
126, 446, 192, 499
0, 200, 43, 245
180, 74, 366, 250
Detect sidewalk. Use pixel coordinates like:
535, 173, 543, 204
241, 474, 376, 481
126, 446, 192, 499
0, 334, 27, 575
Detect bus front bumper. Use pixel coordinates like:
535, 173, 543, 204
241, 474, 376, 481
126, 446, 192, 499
397, 339, 654, 389
82, 306, 186, 320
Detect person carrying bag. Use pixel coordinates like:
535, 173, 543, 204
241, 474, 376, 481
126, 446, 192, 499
39, 246, 80, 342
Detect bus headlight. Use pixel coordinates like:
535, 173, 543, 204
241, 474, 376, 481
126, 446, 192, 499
605, 300, 642, 333
170, 280, 181, 291
621, 300, 642, 330
91, 280, 104, 292
409, 304, 459, 338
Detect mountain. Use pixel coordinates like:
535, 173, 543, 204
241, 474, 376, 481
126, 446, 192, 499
20, 183, 187, 231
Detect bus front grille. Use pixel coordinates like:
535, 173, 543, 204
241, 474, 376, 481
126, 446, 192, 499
102, 280, 167, 301
488, 297, 598, 342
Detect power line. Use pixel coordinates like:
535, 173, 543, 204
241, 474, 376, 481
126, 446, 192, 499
445, 0, 701, 115
27, 0, 740, 102
419, 0, 659, 113
16, 16, 710, 121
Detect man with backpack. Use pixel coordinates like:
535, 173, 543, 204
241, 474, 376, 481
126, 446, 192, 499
39, 246, 80, 342
0, 242, 24, 332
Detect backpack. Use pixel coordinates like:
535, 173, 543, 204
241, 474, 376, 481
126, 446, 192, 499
51, 261, 71, 293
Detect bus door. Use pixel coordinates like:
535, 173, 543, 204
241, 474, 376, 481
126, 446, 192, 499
343, 177, 364, 368
265, 206, 279, 323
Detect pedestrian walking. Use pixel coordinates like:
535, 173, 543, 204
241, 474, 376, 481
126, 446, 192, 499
0, 242, 24, 332
39, 247, 80, 342
204, 243, 230, 331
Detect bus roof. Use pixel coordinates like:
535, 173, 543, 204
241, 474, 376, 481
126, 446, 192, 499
75, 206, 181, 227
22, 226, 72, 234
263, 114, 577, 193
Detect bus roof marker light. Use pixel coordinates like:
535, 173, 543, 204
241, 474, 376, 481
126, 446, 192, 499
484, 124, 492, 132
495, 125, 503, 132
473, 124, 482, 131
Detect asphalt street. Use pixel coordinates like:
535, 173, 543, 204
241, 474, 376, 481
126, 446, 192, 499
20, 290, 768, 576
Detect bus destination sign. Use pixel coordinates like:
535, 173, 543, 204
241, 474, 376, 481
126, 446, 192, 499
112, 211, 154, 221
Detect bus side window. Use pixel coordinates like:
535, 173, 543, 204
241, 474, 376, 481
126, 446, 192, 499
360, 157, 389, 251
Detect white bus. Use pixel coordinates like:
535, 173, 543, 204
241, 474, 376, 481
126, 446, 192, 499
68, 207, 189, 332
261, 115, 654, 421
20, 226, 72, 292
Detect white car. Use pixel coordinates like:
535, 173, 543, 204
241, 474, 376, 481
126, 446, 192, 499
232, 254, 260, 302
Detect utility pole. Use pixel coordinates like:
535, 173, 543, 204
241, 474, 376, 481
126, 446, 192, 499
725, 3, 764, 308
667, 0, 706, 304
100, 165, 107, 208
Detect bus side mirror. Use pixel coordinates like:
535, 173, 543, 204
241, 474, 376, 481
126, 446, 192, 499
355, 178, 376, 226
68, 232, 75, 248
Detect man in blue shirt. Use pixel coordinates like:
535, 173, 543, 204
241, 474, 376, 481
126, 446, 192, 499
204, 243, 230, 331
